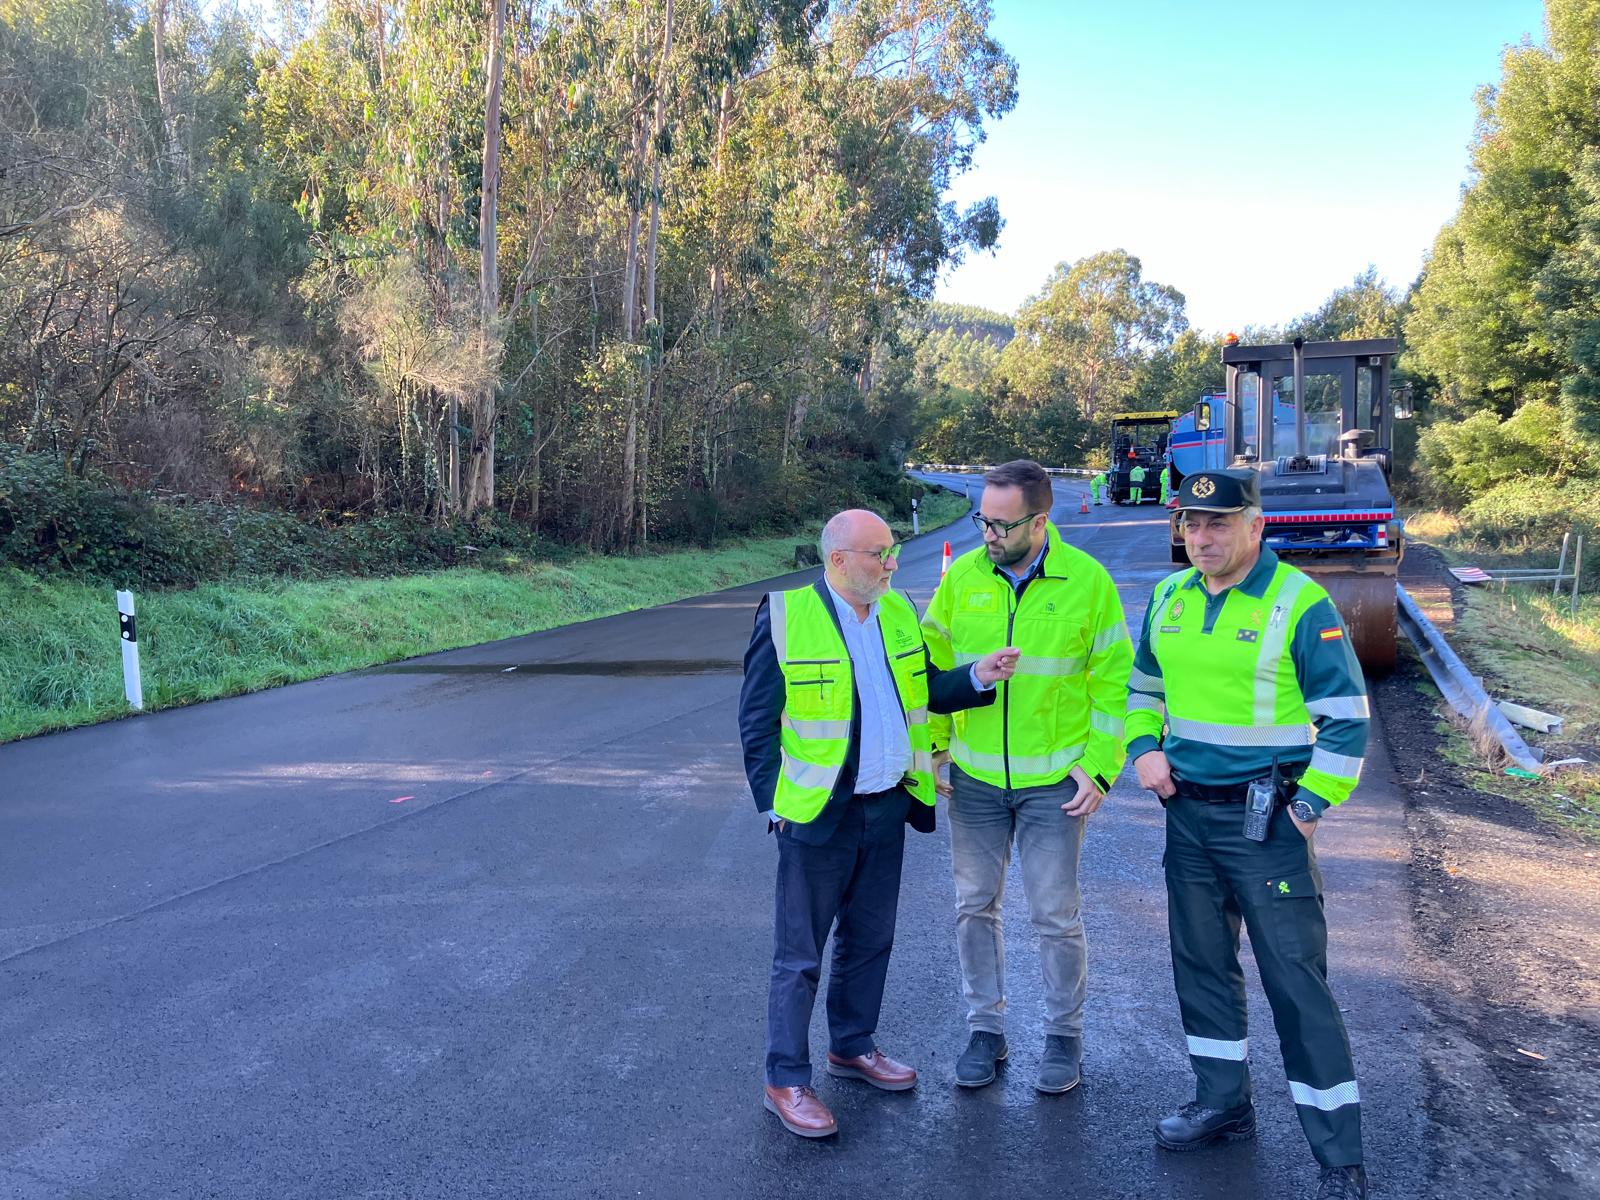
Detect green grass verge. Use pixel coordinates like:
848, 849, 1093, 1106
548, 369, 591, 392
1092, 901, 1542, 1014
908, 488, 970, 537
1405, 515, 1600, 840
1, 486, 972, 744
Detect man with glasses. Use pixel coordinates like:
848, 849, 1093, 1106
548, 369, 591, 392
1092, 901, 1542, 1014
922, 460, 1133, 1094
741, 508, 1020, 1138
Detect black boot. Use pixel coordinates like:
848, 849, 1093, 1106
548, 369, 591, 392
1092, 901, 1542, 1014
1316, 1166, 1367, 1199
955, 1031, 1008, 1088
1153, 1099, 1256, 1151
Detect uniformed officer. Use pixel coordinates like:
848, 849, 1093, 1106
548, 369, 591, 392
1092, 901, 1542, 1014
1128, 462, 1147, 504
1090, 470, 1107, 505
1124, 469, 1371, 1200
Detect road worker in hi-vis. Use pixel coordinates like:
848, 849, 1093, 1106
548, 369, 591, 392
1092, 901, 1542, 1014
1090, 470, 1107, 504
1128, 462, 1147, 504
1124, 468, 1372, 1200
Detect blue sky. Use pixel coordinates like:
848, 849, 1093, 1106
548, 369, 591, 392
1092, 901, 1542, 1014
937, 0, 1548, 331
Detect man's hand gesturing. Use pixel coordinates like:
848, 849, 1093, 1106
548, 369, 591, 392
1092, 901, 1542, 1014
973, 647, 1020, 687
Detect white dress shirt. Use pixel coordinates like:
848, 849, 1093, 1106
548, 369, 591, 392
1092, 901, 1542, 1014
824, 580, 913, 794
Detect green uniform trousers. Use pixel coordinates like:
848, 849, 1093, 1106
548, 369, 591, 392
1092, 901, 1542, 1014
1130, 487, 1143, 504
1164, 791, 1362, 1168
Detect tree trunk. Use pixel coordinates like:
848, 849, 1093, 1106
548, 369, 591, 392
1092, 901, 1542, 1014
373, 1, 388, 83
617, 24, 652, 546
150, 0, 181, 167
466, 0, 507, 515
635, 0, 673, 546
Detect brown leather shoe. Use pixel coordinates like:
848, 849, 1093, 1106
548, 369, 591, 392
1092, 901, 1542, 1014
826, 1047, 918, 1091
763, 1085, 838, 1138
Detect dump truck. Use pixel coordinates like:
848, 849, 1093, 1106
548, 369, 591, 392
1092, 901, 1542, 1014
1169, 337, 1411, 673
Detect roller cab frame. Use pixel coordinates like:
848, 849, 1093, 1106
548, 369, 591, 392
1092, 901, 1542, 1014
1170, 337, 1406, 673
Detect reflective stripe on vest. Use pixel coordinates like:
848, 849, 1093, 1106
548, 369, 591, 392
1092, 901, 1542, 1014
932, 523, 1122, 790
1153, 562, 1322, 750
770, 585, 936, 824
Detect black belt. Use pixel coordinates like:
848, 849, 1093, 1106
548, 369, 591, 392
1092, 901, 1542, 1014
1172, 774, 1301, 804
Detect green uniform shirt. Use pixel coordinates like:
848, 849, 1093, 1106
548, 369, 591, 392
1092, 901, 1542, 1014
1124, 547, 1369, 814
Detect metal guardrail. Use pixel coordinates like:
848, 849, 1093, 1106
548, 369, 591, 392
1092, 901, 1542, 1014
908, 463, 1097, 478
1396, 583, 1544, 772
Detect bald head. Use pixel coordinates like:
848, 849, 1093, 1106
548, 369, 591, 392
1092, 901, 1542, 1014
820, 509, 890, 558
819, 508, 899, 610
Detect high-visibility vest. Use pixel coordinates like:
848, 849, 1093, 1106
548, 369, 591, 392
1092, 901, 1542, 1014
922, 523, 1131, 790
1137, 560, 1358, 803
768, 585, 936, 824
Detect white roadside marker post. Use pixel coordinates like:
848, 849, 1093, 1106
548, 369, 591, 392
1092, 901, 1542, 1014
912, 496, 920, 537
116, 589, 144, 711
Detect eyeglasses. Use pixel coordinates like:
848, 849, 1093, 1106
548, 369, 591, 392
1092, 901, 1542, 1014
972, 512, 1040, 539
838, 544, 902, 566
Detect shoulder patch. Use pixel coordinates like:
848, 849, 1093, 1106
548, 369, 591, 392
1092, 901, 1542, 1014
1319, 626, 1344, 641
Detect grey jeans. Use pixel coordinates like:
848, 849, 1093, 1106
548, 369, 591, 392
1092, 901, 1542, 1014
949, 764, 1087, 1038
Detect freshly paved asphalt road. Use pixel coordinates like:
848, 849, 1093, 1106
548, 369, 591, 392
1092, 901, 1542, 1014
0, 475, 1428, 1199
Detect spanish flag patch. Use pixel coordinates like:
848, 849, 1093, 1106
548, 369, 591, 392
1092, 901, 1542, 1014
1320, 627, 1344, 641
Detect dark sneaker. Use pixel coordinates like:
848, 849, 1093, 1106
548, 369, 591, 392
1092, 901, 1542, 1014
1316, 1166, 1368, 1200
955, 1031, 1008, 1088
1034, 1035, 1082, 1094
1153, 1099, 1257, 1151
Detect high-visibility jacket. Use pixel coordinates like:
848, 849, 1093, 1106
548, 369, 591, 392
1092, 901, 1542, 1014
1123, 547, 1369, 811
768, 584, 937, 824
1091, 472, 1107, 492
1129, 465, 1147, 484
923, 522, 1132, 790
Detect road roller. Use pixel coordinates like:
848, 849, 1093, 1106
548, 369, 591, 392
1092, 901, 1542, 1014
1170, 335, 1411, 674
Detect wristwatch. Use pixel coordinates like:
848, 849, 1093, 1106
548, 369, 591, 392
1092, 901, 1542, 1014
1290, 798, 1320, 823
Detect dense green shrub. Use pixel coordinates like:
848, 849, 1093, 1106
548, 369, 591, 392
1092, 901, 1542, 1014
1459, 478, 1600, 552
1415, 399, 1593, 503
1, 445, 931, 586
0, 447, 562, 587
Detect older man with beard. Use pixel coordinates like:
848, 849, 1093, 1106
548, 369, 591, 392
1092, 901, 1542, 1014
740, 509, 1018, 1138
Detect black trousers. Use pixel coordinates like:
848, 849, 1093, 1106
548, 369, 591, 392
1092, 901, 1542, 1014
765, 790, 907, 1087
1165, 791, 1363, 1168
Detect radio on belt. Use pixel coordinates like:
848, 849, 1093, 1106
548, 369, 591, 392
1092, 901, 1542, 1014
1243, 778, 1274, 842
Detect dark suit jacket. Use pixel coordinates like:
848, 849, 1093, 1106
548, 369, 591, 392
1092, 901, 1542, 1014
739, 578, 996, 844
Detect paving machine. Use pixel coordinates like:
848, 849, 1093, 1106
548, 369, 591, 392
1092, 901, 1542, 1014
1109, 411, 1177, 504
1170, 336, 1410, 673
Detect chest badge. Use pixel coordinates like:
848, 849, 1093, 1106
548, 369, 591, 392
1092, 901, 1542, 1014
1236, 628, 1259, 643
1250, 608, 1264, 626
1167, 598, 1185, 621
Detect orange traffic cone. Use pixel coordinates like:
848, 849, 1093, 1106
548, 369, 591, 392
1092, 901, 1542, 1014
941, 541, 952, 576
1079, 493, 1089, 514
